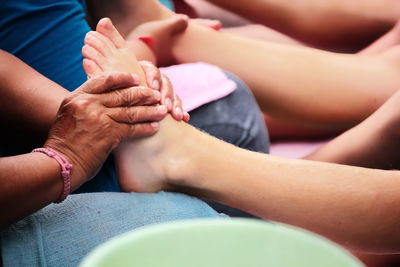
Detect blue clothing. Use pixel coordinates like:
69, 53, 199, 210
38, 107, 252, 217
159, 0, 175, 10
1, 192, 223, 266
0, 0, 89, 91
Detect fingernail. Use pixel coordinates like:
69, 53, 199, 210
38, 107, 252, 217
157, 105, 167, 113
152, 90, 161, 101
164, 98, 172, 111
151, 122, 160, 128
152, 80, 160, 90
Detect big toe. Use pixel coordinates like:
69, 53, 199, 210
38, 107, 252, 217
96, 17, 126, 48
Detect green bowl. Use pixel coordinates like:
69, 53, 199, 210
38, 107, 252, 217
80, 218, 364, 267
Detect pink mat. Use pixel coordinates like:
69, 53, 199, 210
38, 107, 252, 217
270, 140, 329, 159
160, 62, 237, 112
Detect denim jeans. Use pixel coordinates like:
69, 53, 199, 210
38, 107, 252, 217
1, 192, 222, 267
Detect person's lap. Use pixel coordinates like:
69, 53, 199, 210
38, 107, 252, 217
1, 192, 222, 266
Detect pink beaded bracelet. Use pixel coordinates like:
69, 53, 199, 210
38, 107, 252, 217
32, 147, 73, 203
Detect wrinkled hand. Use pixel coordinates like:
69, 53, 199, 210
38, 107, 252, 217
127, 14, 189, 66
44, 72, 168, 184
140, 60, 190, 122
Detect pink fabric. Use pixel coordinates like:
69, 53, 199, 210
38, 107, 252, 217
270, 140, 329, 159
160, 63, 237, 112
32, 147, 72, 203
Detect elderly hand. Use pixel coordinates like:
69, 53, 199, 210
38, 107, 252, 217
44, 72, 167, 186
139, 61, 190, 122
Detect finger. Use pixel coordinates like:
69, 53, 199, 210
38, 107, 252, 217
79, 72, 139, 94
139, 61, 162, 91
160, 75, 174, 112
108, 105, 168, 124
121, 122, 160, 139
101, 86, 161, 107
171, 94, 184, 121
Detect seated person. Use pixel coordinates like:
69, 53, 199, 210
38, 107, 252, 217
0, 54, 220, 266
0, 0, 269, 217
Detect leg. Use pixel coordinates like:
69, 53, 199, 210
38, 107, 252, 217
82, 19, 270, 217
188, 72, 269, 217
1, 192, 220, 266
108, 99, 400, 253
172, 22, 400, 130
222, 24, 304, 47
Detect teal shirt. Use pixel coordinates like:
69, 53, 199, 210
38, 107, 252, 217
159, 0, 175, 10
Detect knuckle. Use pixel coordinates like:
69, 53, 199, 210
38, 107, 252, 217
127, 108, 138, 122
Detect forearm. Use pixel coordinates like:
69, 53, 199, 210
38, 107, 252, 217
0, 153, 86, 229
173, 24, 400, 128
0, 51, 67, 136
204, 0, 399, 49
180, 133, 400, 252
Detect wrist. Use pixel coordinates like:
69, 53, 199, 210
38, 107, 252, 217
43, 140, 89, 191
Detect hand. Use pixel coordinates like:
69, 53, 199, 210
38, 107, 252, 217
127, 14, 189, 66
44, 72, 168, 185
140, 60, 190, 122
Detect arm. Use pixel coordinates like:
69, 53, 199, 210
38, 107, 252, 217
0, 50, 67, 137
201, 0, 400, 50
0, 71, 165, 229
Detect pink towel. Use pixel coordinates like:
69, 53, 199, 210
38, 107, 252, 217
160, 63, 237, 112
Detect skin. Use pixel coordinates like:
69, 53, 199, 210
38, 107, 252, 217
0, 68, 166, 229
82, 19, 400, 255
0, 48, 190, 229
93, 1, 400, 135
116, 100, 400, 254
198, 0, 400, 52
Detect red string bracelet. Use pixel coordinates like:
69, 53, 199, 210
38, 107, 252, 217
137, 36, 155, 49
32, 147, 72, 203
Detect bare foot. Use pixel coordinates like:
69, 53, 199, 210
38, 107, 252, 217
82, 18, 145, 81
82, 17, 196, 192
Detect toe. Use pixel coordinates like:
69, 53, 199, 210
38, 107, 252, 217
82, 58, 102, 77
82, 44, 106, 69
96, 18, 126, 48
84, 31, 113, 56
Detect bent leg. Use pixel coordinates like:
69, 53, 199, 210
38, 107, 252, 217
1, 192, 221, 267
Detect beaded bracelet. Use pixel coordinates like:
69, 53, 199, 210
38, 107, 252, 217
32, 147, 73, 203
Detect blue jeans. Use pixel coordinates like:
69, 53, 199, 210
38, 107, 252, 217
1, 192, 222, 266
